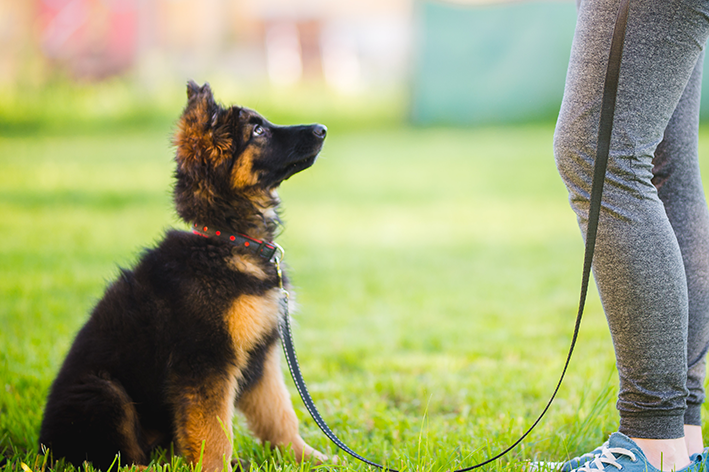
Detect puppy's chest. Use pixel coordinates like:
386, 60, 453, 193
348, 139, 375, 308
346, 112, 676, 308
225, 251, 272, 280
220, 252, 286, 370
225, 287, 282, 352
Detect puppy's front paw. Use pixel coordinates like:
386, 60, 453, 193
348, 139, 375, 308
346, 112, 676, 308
230, 457, 253, 471
306, 447, 328, 464
300, 444, 339, 466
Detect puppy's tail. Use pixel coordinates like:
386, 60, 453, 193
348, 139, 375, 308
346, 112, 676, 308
39, 371, 147, 470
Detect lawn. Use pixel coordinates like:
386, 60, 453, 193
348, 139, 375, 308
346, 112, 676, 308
2, 102, 707, 471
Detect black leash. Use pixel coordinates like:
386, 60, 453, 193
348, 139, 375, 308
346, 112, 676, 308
276, 0, 631, 469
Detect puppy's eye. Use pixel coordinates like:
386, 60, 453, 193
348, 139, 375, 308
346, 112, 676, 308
252, 125, 265, 137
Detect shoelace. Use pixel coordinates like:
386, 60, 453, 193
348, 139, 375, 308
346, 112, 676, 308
559, 441, 610, 471
576, 447, 637, 472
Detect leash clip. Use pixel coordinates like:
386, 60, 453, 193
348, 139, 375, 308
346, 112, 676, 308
271, 242, 289, 299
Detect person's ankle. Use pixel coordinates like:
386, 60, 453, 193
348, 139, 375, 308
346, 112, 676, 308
631, 437, 691, 471
684, 424, 704, 457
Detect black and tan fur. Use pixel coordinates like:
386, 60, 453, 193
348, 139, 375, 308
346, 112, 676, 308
39, 82, 328, 471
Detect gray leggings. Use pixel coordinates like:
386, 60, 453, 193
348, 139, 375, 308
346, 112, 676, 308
555, 0, 709, 439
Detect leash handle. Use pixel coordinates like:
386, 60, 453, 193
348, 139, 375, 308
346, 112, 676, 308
279, 0, 631, 468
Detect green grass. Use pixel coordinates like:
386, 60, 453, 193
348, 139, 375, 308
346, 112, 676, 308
3, 118, 709, 471
0, 79, 406, 136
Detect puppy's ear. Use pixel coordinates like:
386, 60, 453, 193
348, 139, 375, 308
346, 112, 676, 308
186, 81, 214, 103
185, 81, 216, 112
174, 82, 233, 172
187, 80, 201, 99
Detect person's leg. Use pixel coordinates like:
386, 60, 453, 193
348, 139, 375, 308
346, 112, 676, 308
554, 0, 709, 468
653, 51, 709, 457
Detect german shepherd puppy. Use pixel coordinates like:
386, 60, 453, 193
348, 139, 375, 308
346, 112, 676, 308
39, 82, 328, 471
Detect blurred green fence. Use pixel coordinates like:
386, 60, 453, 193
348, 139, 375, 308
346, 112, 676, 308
410, 0, 709, 126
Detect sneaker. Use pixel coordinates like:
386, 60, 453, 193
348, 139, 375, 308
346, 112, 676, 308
531, 433, 708, 472
565, 432, 704, 472
527, 441, 608, 471
556, 440, 609, 472
691, 448, 709, 472
691, 447, 709, 462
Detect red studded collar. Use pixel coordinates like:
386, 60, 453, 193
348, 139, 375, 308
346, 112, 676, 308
191, 223, 281, 261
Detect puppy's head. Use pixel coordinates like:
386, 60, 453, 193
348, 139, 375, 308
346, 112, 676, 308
173, 81, 326, 229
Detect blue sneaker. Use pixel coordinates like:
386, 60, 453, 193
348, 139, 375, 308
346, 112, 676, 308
566, 432, 704, 472
557, 440, 609, 471
531, 434, 708, 472
691, 448, 709, 472
527, 441, 607, 471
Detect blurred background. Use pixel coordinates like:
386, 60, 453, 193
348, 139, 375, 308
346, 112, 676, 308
7, 0, 709, 130
0, 0, 606, 131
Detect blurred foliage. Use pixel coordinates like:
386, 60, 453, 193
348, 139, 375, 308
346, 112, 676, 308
0, 77, 408, 136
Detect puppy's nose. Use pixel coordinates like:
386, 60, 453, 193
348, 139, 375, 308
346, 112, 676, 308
312, 124, 327, 139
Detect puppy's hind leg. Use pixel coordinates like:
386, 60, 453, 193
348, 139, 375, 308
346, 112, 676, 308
39, 372, 147, 470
